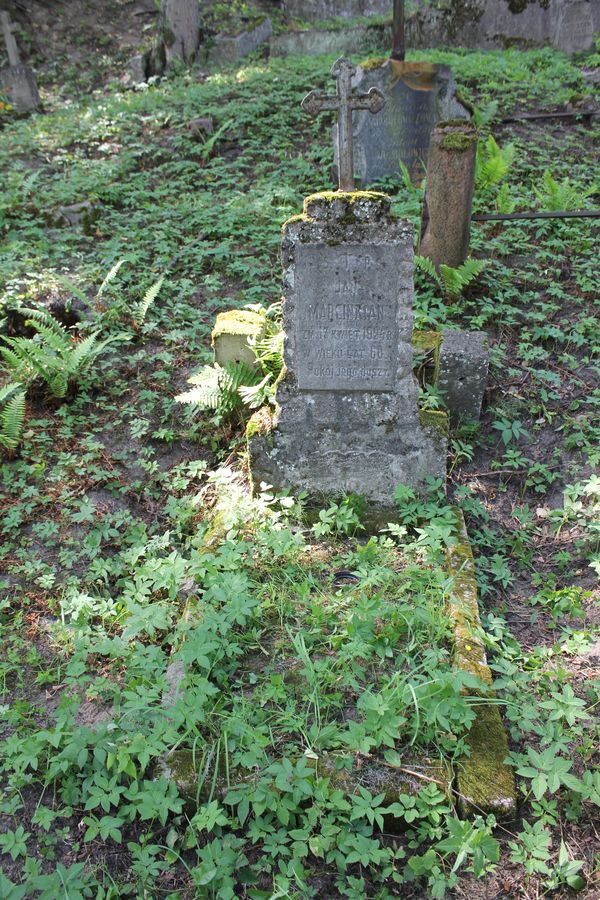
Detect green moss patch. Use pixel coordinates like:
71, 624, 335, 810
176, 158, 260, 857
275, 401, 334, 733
447, 509, 517, 820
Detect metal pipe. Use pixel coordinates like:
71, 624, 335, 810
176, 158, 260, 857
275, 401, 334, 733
472, 210, 600, 221
391, 0, 405, 61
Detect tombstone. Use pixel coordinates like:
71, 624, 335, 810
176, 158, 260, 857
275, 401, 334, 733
336, 59, 470, 187
0, 11, 40, 114
160, 0, 200, 65
419, 121, 477, 269
208, 17, 273, 66
247, 190, 448, 515
551, 0, 599, 55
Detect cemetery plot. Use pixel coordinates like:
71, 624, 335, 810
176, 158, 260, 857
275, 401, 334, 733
0, 10, 599, 897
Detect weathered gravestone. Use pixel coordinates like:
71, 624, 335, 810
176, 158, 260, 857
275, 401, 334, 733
160, 0, 200, 65
335, 60, 470, 187
247, 190, 448, 514
0, 11, 40, 114
419, 121, 478, 269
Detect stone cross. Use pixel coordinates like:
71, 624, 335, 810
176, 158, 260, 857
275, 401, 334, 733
1, 11, 21, 67
302, 57, 384, 191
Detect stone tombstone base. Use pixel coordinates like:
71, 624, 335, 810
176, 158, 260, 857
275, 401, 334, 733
334, 59, 470, 187
436, 330, 489, 424
208, 17, 273, 65
0, 64, 40, 114
248, 191, 448, 516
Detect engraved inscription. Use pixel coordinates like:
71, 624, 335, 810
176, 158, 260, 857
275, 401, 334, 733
295, 244, 401, 391
357, 84, 434, 182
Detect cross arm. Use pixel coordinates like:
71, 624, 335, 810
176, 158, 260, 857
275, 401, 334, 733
349, 87, 385, 114
301, 90, 339, 117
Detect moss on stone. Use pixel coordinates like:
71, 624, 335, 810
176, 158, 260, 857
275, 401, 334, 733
246, 405, 274, 441
303, 189, 388, 210
457, 704, 517, 820
447, 508, 517, 820
419, 408, 449, 437
211, 309, 265, 342
455, 91, 475, 115
412, 329, 441, 356
283, 213, 307, 229
440, 131, 478, 152
358, 56, 388, 71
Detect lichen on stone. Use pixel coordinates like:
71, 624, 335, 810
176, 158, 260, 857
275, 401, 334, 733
358, 56, 388, 71
419, 408, 449, 437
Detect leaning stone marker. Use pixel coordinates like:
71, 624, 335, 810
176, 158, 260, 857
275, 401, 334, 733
160, 0, 200, 65
0, 11, 40, 114
247, 191, 448, 515
336, 59, 470, 186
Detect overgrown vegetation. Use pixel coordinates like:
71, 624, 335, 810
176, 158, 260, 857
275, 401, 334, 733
0, 20, 598, 898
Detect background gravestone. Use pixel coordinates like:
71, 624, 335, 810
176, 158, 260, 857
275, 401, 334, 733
160, 0, 200, 65
248, 192, 448, 514
335, 60, 470, 186
0, 11, 40, 114
419, 121, 477, 268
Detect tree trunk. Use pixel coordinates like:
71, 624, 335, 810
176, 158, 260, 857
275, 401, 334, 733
161, 0, 200, 65
419, 122, 477, 269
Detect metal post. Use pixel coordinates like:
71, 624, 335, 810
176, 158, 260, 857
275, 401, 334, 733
391, 0, 405, 61
337, 63, 354, 191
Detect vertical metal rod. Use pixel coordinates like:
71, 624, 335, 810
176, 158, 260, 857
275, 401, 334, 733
337, 65, 355, 191
391, 0, 405, 61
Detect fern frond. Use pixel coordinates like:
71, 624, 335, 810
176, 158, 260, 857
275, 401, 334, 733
97, 259, 126, 297
0, 384, 26, 451
22, 307, 69, 339
415, 254, 442, 289
176, 366, 222, 409
65, 332, 101, 375
52, 275, 90, 307
134, 275, 164, 326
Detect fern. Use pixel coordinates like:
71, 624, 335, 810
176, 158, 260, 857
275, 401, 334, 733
535, 170, 594, 212
176, 361, 262, 418
97, 259, 126, 297
0, 308, 125, 398
0, 382, 26, 451
134, 275, 165, 326
415, 256, 488, 300
476, 135, 515, 190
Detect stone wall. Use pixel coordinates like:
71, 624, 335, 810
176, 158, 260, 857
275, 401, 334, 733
274, 0, 599, 54
284, 0, 390, 21
408, 0, 599, 54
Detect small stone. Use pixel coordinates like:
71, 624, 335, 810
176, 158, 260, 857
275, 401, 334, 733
212, 309, 266, 367
128, 53, 148, 84
189, 116, 214, 139
435, 330, 489, 424
50, 201, 100, 235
